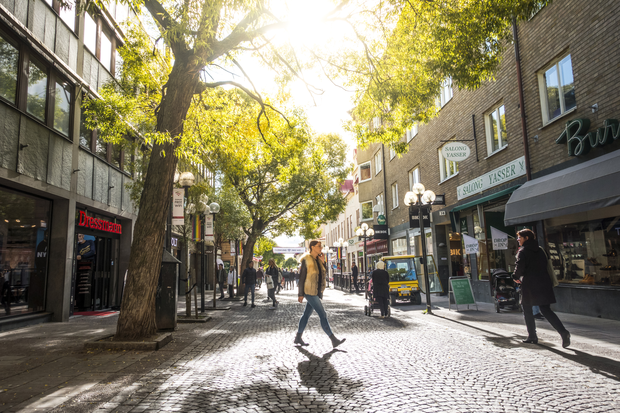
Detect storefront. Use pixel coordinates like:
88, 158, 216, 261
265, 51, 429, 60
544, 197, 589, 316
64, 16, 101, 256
0, 186, 51, 318
72, 208, 124, 313
505, 148, 620, 320
361, 239, 388, 271
391, 237, 407, 256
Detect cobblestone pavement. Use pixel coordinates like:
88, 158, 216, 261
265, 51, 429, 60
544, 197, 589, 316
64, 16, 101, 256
3, 286, 620, 413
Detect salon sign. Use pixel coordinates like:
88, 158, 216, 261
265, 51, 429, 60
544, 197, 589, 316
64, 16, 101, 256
456, 156, 526, 200
441, 142, 471, 162
78, 211, 122, 234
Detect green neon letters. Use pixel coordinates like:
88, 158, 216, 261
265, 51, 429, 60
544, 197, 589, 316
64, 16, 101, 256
556, 118, 620, 156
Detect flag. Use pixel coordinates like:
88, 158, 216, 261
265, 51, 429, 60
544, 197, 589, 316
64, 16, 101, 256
463, 234, 479, 254
491, 226, 509, 250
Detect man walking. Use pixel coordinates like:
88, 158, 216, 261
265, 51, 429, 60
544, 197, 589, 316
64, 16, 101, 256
217, 264, 227, 300
227, 267, 236, 299
351, 262, 359, 293
242, 261, 257, 307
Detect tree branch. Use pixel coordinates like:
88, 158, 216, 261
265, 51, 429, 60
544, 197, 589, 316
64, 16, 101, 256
143, 0, 187, 55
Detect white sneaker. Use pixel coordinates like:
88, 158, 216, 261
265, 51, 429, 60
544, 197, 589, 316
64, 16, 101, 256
268, 306, 276, 310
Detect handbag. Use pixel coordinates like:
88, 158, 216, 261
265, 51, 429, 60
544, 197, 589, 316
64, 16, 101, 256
266, 275, 274, 289
540, 247, 559, 287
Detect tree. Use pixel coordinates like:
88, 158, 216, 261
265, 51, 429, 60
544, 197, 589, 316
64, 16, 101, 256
284, 257, 298, 269
342, 0, 551, 152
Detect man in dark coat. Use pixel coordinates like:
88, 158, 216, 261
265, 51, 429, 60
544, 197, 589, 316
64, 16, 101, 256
241, 261, 257, 308
351, 262, 359, 293
371, 261, 390, 317
513, 229, 570, 347
217, 264, 227, 299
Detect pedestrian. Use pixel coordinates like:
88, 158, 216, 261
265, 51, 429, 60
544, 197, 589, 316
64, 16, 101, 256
217, 264, 227, 299
266, 259, 279, 310
295, 240, 345, 348
513, 229, 570, 347
351, 261, 359, 293
371, 261, 390, 318
241, 261, 257, 308
227, 267, 236, 299
532, 305, 544, 320
256, 266, 264, 289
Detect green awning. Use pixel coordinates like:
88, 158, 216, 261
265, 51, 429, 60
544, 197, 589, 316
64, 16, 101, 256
451, 185, 522, 213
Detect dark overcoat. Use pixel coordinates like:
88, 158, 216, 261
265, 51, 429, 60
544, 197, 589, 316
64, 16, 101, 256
513, 238, 556, 306
371, 269, 390, 298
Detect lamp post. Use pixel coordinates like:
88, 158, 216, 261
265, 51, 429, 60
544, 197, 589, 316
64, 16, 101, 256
195, 197, 208, 313
356, 224, 374, 299
178, 172, 195, 317
333, 238, 345, 290
321, 246, 330, 288
209, 202, 220, 308
404, 183, 436, 315
166, 170, 181, 252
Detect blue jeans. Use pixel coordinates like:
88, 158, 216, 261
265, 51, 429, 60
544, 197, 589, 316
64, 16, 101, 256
297, 295, 333, 336
244, 283, 255, 304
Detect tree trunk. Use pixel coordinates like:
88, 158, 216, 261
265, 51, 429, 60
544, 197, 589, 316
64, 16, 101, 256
115, 58, 201, 340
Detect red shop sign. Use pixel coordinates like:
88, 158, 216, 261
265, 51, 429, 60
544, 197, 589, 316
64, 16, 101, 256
78, 210, 122, 234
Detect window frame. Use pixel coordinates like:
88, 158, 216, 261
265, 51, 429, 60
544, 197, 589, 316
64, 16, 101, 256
484, 103, 508, 156
538, 53, 576, 125
374, 151, 382, 175
437, 77, 453, 108
84, 10, 119, 77
359, 161, 372, 183
406, 123, 418, 143
408, 167, 420, 191
360, 201, 373, 222
0, 29, 21, 106
389, 146, 396, 160
391, 182, 399, 209
51, 73, 74, 137
438, 143, 459, 182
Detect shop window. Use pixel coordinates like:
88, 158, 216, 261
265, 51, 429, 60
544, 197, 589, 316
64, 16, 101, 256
538, 54, 576, 124
26, 58, 48, 122
391, 238, 407, 256
53, 79, 72, 136
0, 187, 52, 318
374, 151, 382, 175
438, 143, 458, 181
0, 33, 19, 104
391, 183, 398, 209
359, 161, 371, 182
408, 167, 420, 191
485, 104, 507, 155
361, 201, 373, 221
84, 13, 97, 54
546, 216, 620, 287
406, 123, 418, 143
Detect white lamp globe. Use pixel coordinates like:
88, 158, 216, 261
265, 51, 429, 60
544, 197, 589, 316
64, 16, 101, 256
338, 237, 344, 243
361, 223, 369, 231
404, 191, 417, 206
412, 183, 426, 195
367, 228, 375, 237
209, 202, 220, 213
421, 190, 436, 205
186, 203, 196, 214
178, 171, 195, 187
356, 228, 363, 237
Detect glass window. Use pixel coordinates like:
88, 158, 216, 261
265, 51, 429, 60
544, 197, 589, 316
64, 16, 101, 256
406, 123, 418, 142
438, 143, 458, 181
359, 162, 371, 182
391, 183, 398, 209
541, 54, 575, 123
408, 167, 420, 191
58, 1, 75, 31
375, 194, 383, 215
27, 59, 48, 122
389, 146, 396, 160
438, 78, 453, 108
115, 1, 129, 22
374, 151, 382, 175
84, 13, 97, 54
361, 201, 373, 221
486, 104, 508, 154
115, 47, 123, 78
96, 134, 108, 160
53, 80, 71, 136
100, 30, 112, 72
0, 33, 19, 104
111, 144, 122, 169
0, 187, 52, 317
391, 238, 407, 256
79, 104, 92, 149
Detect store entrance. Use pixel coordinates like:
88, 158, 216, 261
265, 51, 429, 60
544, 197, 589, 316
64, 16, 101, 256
73, 232, 120, 312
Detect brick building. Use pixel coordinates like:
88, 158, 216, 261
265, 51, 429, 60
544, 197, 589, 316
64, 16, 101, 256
357, 0, 620, 319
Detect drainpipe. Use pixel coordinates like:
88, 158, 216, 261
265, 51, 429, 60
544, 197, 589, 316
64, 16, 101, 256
512, 17, 532, 181
381, 144, 389, 254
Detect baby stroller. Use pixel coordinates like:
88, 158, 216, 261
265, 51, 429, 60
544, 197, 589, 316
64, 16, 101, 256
364, 279, 391, 317
490, 269, 521, 313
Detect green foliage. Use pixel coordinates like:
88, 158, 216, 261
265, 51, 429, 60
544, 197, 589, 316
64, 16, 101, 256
346, 0, 552, 153
284, 257, 298, 269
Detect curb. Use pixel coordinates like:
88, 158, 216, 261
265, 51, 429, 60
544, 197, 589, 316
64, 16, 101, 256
84, 332, 173, 351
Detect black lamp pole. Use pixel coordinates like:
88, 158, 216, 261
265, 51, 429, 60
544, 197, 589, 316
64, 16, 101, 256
417, 204, 433, 314
200, 213, 205, 312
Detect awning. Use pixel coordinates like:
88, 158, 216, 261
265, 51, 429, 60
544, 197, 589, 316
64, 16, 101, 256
504, 149, 620, 226
449, 185, 521, 232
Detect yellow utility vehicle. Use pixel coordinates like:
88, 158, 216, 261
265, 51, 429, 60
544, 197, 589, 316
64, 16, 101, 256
379, 255, 443, 306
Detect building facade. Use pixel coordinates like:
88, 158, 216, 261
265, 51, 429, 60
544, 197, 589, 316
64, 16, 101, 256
357, 0, 620, 319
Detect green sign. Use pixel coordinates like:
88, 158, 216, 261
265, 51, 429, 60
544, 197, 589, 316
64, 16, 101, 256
460, 217, 468, 234
450, 277, 475, 306
377, 214, 386, 225
556, 118, 620, 156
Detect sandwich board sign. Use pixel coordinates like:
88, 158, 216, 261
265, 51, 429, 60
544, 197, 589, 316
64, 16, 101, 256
448, 276, 478, 311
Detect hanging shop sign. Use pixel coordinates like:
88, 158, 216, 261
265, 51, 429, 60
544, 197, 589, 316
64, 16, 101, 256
457, 156, 525, 200
204, 214, 214, 241
409, 207, 431, 229
463, 234, 479, 254
373, 225, 389, 239
172, 189, 185, 225
441, 142, 471, 162
556, 118, 620, 156
490, 226, 509, 250
377, 214, 386, 225
230, 240, 236, 256
78, 211, 122, 234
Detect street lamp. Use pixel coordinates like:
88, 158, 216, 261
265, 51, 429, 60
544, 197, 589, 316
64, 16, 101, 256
321, 245, 330, 288
209, 202, 220, 309
356, 224, 374, 298
195, 199, 208, 312
404, 183, 436, 315
179, 172, 195, 318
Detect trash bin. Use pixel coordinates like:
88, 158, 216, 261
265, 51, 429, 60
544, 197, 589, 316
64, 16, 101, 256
157, 249, 181, 331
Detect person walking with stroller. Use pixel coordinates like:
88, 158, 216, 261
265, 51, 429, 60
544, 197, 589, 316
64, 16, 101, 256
295, 241, 345, 348
371, 261, 390, 318
266, 259, 279, 310
242, 261, 257, 308
513, 229, 570, 347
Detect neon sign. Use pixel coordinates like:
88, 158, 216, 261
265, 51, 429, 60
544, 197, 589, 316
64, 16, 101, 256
78, 211, 122, 234
556, 118, 620, 156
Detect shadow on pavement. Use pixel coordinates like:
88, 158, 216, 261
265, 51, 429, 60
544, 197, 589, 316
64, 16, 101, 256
296, 347, 361, 394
